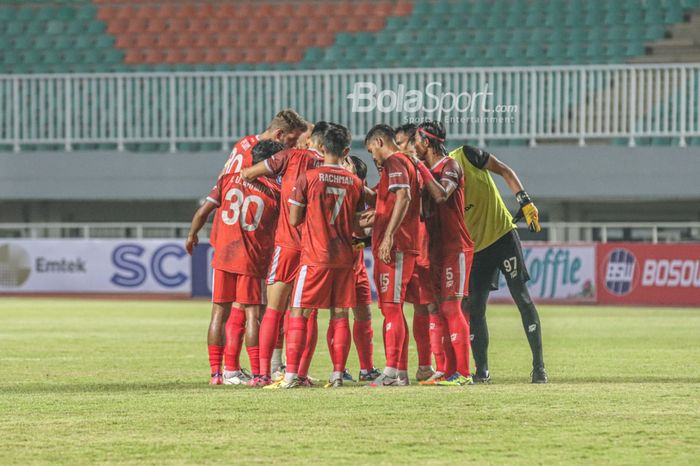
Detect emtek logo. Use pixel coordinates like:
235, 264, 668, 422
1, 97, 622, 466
0, 244, 32, 287
604, 248, 637, 296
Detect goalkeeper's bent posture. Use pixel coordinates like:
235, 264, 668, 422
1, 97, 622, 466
450, 145, 548, 384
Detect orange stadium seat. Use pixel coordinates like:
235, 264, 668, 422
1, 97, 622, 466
106, 19, 129, 35
146, 19, 168, 33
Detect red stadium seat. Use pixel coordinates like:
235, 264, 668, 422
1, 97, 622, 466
146, 19, 168, 33
106, 18, 129, 35
125, 18, 149, 33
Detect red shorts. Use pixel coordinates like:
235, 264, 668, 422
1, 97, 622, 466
266, 245, 300, 285
432, 250, 473, 299
212, 269, 266, 305
291, 265, 355, 309
354, 264, 372, 306
373, 251, 416, 304
405, 265, 437, 305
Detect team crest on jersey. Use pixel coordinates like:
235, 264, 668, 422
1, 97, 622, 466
241, 140, 251, 150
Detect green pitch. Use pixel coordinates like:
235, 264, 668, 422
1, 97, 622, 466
1, 298, 699, 465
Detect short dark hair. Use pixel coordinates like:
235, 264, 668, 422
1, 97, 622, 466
252, 139, 285, 164
320, 123, 351, 157
349, 155, 367, 181
416, 120, 447, 154
364, 124, 395, 146
395, 123, 417, 144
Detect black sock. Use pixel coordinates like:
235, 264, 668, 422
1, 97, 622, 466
509, 280, 545, 370
463, 294, 489, 375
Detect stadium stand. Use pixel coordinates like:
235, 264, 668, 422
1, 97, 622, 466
1, 0, 699, 74
1, 0, 699, 151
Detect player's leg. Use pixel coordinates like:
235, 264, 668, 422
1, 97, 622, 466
271, 310, 289, 378
352, 304, 376, 380
267, 265, 330, 389
412, 303, 433, 380
369, 252, 415, 388
326, 307, 351, 388
297, 308, 318, 385
352, 269, 378, 381
208, 269, 235, 384
436, 251, 473, 386
257, 246, 298, 384
326, 268, 355, 387
223, 305, 246, 383
243, 305, 261, 377
499, 231, 547, 383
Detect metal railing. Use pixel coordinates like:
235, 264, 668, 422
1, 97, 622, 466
1, 222, 700, 244
1, 64, 699, 151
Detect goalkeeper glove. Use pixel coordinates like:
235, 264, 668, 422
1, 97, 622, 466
513, 190, 541, 233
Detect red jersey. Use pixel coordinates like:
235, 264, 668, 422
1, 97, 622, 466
265, 148, 324, 250
206, 173, 280, 277
372, 152, 421, 257
290, 164, 364, 268
222, 134, 260, 176
211, 134, 260, 245
424, 156, 474, 260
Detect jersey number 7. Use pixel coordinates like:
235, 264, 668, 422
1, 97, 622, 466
325, 187, 346, 225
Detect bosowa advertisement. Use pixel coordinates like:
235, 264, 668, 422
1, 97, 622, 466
597, 243, 700, 306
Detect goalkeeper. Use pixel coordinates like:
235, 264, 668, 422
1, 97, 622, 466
450, 145, 548, 384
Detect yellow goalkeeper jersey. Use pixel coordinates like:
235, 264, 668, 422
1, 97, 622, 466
449, 145, 515, 252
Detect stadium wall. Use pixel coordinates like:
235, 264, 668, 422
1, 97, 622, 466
1, 239, 699, 306
2, 146, 700, 225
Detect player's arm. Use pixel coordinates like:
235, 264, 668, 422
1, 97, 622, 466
378, 187, 410, 264
240, 161, 272, 182
363, 185, 377, 207
242, 148, 288, 182
185, 201, 217, 255
484, 154, 541, 233
288, 202, 306, 227
415, 161, 457, 204
288, 173, 308, 227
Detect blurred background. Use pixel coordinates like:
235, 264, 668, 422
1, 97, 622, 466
0, 0, 699, 304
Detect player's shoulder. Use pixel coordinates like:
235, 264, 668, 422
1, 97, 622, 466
235, 134, 259, 152
450, 145, 490, 169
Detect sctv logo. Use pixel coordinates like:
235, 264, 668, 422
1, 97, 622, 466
111, 243, 188, 288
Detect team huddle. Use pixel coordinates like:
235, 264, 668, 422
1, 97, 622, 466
186, 109, 549, 388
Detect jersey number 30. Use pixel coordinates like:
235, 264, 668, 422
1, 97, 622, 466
222, 188, 264, 231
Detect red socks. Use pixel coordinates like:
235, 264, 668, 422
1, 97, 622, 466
327, 317, 351, 372
429, 313, 447, 372
441, 300, 471, 377
223, 307, 246, 371
398, 316, 409, 371
380, 302, 405, 369
246, 346, 260, 375
413, 312, 432, 367
352, 319, 374, 372
207, 345, 224, 374
298, 310, 318, 378
259, 308, 284, 376
276, 309, 289, 349
285, 315, 307, 375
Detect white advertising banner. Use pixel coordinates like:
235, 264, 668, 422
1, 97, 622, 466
0, 240, 190, 294
490, 244, 596, 302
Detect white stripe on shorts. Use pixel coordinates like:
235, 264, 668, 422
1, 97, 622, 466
266, 246, 281, 284
458, 251, 466, 296
393, 252, 404, 303
292, 265, 308, 308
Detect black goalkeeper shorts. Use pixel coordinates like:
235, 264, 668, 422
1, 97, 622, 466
469, 229, 530, 294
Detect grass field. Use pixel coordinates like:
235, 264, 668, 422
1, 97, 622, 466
0, 298, 699, 465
